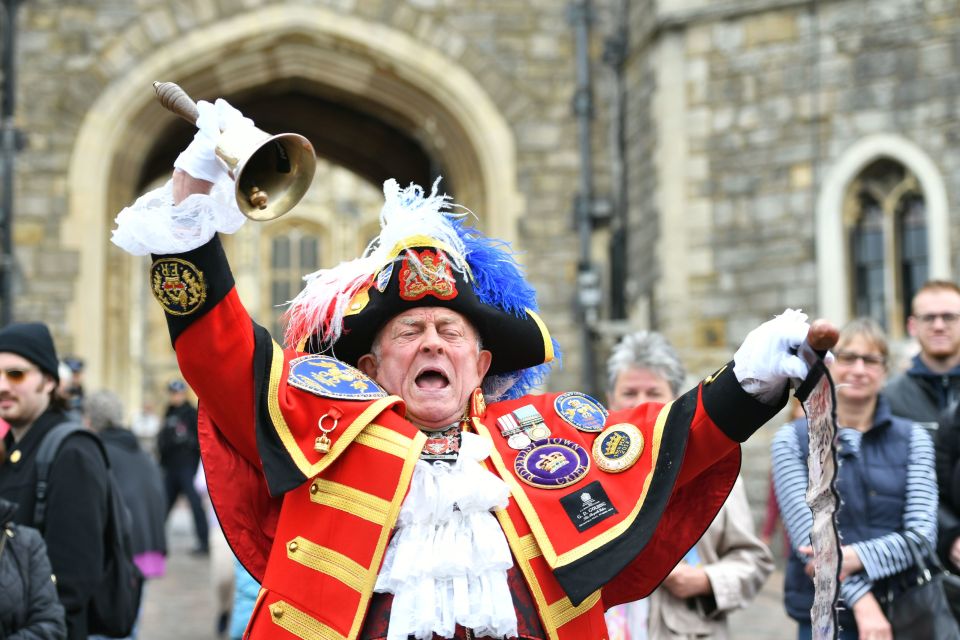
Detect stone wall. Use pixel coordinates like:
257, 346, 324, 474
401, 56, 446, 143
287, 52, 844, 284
7, 0, 960, 513
10, 0, 621, 396
620, 0, 960, 514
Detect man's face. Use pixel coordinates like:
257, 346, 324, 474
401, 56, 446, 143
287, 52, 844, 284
0, 353, 54, 430
908, 289, 960, 361
168, 390, 187, 406
609, 367, 674, 411
358, 307, 492, 431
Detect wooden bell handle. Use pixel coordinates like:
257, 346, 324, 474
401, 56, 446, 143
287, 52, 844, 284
807, 319, 839, 353
153, 81, 200, 124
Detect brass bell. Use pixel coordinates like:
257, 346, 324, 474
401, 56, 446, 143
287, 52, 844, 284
154, 81, 316, 222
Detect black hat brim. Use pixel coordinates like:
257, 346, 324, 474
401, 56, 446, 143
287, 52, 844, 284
324, 247, 553, 376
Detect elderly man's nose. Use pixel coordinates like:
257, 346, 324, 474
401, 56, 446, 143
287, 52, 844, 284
419, 326, 445, 352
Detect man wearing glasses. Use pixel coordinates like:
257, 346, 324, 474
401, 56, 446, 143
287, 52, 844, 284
885, 280, 960, 575
0, 321, 110, 640
885, 280, 960, 429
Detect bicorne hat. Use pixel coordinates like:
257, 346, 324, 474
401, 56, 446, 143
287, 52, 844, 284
282, 179, 559, 400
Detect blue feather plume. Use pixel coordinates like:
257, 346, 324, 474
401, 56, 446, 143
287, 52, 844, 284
453, 217, 563, 399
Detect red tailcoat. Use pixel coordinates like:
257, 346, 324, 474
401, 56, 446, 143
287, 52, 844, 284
151, 238, 784, 639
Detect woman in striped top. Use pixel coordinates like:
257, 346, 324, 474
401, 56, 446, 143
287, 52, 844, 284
771, 317, 938, 640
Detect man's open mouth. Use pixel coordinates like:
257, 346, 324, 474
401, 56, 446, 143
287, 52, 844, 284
415, 367, 450, 389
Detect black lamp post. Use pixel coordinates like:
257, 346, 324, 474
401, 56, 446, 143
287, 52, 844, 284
0, 0, 24, 327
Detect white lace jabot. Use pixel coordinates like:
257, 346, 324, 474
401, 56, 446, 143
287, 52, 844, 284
374, 431, 518, 640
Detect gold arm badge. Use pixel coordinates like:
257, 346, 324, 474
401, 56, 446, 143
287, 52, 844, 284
151, 258, 208, 316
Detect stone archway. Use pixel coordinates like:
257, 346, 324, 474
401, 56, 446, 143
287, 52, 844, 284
63, 5, 523, 405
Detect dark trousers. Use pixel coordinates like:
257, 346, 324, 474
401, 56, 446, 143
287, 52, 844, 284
163, 463, 209, 550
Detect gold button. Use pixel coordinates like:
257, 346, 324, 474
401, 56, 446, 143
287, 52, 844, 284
9, 450, 21, 464
309, 482, 319, 495
288, 541, 298, 552
271, 602, 284, 619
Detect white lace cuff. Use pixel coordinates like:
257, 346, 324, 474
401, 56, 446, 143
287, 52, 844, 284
110, 175, 245, 256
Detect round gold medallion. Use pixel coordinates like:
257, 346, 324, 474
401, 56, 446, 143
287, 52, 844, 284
592, 423, 644, 473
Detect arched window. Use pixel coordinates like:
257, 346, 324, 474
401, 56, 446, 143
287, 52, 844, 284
844, 159, 927, 336
267, 224, 324, 338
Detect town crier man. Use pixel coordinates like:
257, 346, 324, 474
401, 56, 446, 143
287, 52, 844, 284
112, 97, 833, 640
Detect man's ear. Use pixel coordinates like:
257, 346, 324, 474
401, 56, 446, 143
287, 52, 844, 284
906, 315, 918, 338
42, 375, 57, 397
477, 349, 492, 379
357, 353, 378, 378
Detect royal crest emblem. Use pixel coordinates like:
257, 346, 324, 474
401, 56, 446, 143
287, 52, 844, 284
420, 425, 461, 463
150, 258, 207, 316
592, 423, 644, 473
514, 438, 590, 489
554, 392, 608, 433
288, 355, 388, 400
398, 249, 457, 301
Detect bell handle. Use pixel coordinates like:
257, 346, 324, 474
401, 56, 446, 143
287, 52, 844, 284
153, 81, 200, 125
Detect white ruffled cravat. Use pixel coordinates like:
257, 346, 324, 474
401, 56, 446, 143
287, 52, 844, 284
375, 431, 518, 640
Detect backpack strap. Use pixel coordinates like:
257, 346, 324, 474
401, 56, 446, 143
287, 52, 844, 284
33, 422, 108, 530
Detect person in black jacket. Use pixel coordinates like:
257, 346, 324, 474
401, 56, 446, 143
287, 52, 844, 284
0, 322, 109, 640
935, 402, 960, 571
84, 390, 167, 609
158, 379, 208, 555
0, 496, 67, 639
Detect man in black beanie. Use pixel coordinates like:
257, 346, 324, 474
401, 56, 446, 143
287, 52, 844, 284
0, 321, 110, 640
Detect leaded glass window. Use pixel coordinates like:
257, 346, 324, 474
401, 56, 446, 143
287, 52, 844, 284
269, 226, 322, 338
845, 159, 927, 337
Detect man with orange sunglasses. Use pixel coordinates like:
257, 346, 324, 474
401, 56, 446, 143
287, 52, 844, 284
0, 321, 111, 640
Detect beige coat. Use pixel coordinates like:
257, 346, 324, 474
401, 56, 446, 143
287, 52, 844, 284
647, 476, 774, 639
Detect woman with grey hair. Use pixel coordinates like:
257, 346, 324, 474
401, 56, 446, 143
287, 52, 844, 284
84, 390, 167, 639
605, 331, 773, 640
606, 331, 687, 407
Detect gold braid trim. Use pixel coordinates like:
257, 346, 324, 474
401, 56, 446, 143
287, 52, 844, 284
308, 478, 391, 525
268, 600, 346, 640
354, 423, 415, 458
285, 536, 368, 594
547, 591, 602, 629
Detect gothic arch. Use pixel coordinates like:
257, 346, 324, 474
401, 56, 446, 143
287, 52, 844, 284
816, 134, 949, 325
63, 5, 523, 394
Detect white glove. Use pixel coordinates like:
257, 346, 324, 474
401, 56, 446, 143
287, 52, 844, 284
173, 98, 254, 183
734, 308, 812, 404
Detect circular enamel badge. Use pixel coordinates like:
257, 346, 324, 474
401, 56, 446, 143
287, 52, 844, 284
514, 438, 590, 489
593, 423, 644, 473
554, 392, 609, 433
150, 258, 207, 316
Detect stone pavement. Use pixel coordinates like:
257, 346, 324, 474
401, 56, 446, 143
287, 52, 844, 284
139, 504, 221, 640
138, 504, 797, 639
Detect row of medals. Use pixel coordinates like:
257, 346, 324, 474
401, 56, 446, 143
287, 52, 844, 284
495, 404, 551, 450
417, 404, 550, 464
